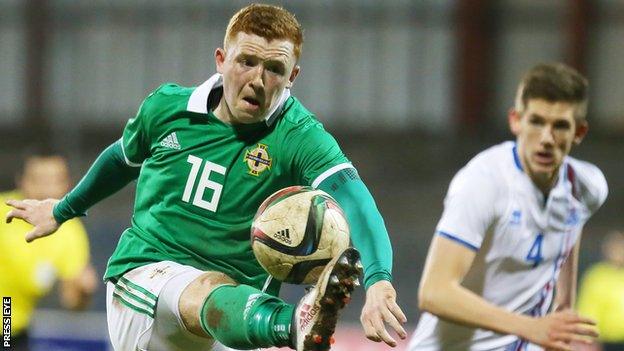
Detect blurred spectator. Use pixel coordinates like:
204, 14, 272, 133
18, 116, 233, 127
577, 230, 624, 351
0, 151, 97, 351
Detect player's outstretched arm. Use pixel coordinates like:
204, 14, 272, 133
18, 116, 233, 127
5, 198, 61, 242
53, 140, 140, 224
6, 141, 140, 243
419, 235, 598, 351
317, 168, 407, 347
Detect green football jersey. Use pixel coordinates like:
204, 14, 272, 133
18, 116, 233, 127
104, 81, 350, 292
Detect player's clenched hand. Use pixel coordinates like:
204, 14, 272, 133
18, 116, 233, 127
5, 198, 61, 242
521, 310, 598, 351
360, 280, 407, 347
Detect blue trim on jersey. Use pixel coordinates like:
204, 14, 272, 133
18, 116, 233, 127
512, 145, 523, 171
505, 339, 526, 351
437, 231, 479, 251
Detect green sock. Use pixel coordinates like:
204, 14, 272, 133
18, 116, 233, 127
200, 285, 294, 349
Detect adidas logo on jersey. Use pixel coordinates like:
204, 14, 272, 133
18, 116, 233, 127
160, 132, 181, 150
273, 229, 292, 244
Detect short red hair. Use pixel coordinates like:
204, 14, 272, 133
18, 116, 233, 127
224, 4, 304, 60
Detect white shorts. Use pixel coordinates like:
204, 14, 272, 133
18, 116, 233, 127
106, 261, 255, 351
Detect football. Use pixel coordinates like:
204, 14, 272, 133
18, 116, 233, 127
251, 186, 351, 284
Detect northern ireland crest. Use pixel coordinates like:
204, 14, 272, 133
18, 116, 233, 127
244, 143, 272, 176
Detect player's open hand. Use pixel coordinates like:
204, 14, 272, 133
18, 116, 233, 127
523, 310, 598, 351
360, 280, 407, 347
5, 198, 61, 242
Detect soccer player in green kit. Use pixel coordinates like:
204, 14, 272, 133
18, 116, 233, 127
5, 4, 407, 351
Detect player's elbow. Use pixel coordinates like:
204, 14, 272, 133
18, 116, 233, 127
418, 290, 436, 313
418, 281, 444, 314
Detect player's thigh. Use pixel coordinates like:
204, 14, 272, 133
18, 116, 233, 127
106, 281, 154, 351
107, 261, 233, 351
177, 270, 238, 336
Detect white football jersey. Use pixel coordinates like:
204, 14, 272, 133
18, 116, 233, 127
409, 141, 608, 351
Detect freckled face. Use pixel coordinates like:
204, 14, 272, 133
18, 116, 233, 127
214, 32, 299, 124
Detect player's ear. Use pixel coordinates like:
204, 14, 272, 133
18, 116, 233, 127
508, 108, 522, 136
215, 48, 226, 74
573, 119, 589, 145
286, 65, 300, 88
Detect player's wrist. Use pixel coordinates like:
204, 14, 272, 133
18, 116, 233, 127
53, 196, 86, 224
512, 314, 539, 341
52, 200, 65, 224
364, 271, 392, 290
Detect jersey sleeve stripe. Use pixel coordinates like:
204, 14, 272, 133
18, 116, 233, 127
119, 138, 143, 167
437, 231, 480, 251
311, 163, 355, 188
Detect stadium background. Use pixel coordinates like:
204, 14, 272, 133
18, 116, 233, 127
1, 0, 622, 350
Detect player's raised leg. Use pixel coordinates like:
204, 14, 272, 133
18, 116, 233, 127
189, 247, 362, 351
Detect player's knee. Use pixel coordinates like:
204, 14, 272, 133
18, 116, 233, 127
197, 271, 237, 289
181, 272, 236, 306
178, 271, 237, 335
